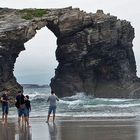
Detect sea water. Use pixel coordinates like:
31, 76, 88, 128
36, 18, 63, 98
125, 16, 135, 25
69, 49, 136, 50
1, 87, 140, 118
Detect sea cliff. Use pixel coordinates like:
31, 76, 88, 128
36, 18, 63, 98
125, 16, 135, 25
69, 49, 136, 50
0, 7, 140, 98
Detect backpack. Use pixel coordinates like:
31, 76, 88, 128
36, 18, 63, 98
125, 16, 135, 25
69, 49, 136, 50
15, 101, 19, 108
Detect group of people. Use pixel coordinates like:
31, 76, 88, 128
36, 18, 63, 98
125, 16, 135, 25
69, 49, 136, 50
15, 91, 31, 126
1, 89, 59, 126
1, 90, 31, 126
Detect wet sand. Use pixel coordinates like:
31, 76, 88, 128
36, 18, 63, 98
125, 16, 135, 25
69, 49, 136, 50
0, 117, 140, 140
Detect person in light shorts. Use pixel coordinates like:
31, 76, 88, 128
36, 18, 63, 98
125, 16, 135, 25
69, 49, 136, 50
46, 91, 59, 123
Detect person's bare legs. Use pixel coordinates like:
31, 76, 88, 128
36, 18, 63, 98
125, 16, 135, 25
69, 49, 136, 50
2, 113, 4, 123
53, 114, 55, 123
46, 114, 50, 123
22, 116, 25, 125
18, 117, 21, 125
25, 117, 30, 127
2, 113, 7, 124
5, 114, 8, 124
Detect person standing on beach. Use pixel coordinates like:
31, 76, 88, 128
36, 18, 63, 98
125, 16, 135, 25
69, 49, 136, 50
25, 95, 31, 126
46, 91, 59, 123
1, 89, 9, 124
15, 91, 28, 126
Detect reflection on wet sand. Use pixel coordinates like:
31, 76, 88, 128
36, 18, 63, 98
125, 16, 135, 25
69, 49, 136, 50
0, 122, 15, 140
58, 120, 137, 140
0, 121, 32, 140
48, 123, 58, 140
15, 125, 32, 140
0, 118, 140, 140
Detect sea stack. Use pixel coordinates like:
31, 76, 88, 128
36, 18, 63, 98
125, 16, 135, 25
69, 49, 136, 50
0, 7, 140, 98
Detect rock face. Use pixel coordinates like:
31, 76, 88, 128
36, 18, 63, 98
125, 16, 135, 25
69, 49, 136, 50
0, 7, 140, 98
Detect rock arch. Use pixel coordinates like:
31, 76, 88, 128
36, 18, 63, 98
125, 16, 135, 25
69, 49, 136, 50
0, 7, 140, 98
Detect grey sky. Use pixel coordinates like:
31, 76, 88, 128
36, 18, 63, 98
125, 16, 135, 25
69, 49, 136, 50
1, 0, 140, 84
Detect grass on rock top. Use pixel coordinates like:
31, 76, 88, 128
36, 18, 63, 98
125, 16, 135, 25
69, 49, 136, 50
19, 9, 47, 20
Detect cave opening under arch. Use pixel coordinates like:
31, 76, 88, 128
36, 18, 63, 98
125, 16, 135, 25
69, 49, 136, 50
14, 27, 58, 86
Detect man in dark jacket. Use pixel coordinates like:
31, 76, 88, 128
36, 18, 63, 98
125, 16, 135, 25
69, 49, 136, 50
15, 91, 28, 126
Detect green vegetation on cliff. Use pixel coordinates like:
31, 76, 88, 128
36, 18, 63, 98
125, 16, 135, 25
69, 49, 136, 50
19, 9, 47, 20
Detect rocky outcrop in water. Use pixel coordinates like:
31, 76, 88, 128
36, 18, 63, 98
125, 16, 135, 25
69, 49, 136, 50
0, 7, 140, 98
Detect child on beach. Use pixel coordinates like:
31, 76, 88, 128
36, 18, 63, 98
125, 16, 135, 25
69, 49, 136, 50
25, 95, 31, 126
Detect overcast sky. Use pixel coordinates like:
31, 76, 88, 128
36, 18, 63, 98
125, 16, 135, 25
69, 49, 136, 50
1, 0, 140, 84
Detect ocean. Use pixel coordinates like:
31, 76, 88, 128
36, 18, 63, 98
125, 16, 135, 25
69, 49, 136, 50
1, 87, 140, 118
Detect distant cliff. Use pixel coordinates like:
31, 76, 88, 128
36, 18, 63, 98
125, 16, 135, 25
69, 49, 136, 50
22, 84, 49, 88
0, 7, 140, 98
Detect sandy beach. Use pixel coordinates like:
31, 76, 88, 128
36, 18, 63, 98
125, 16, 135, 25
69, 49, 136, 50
0, 116, 140, 140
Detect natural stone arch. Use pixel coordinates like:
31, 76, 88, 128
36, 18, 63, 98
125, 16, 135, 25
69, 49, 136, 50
0, 7, 140, 98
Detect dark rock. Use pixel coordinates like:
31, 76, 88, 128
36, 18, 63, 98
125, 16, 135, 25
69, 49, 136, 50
0, 7, 140, 98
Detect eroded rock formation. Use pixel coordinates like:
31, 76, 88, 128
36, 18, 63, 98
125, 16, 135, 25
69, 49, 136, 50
0, 7, 140, 98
